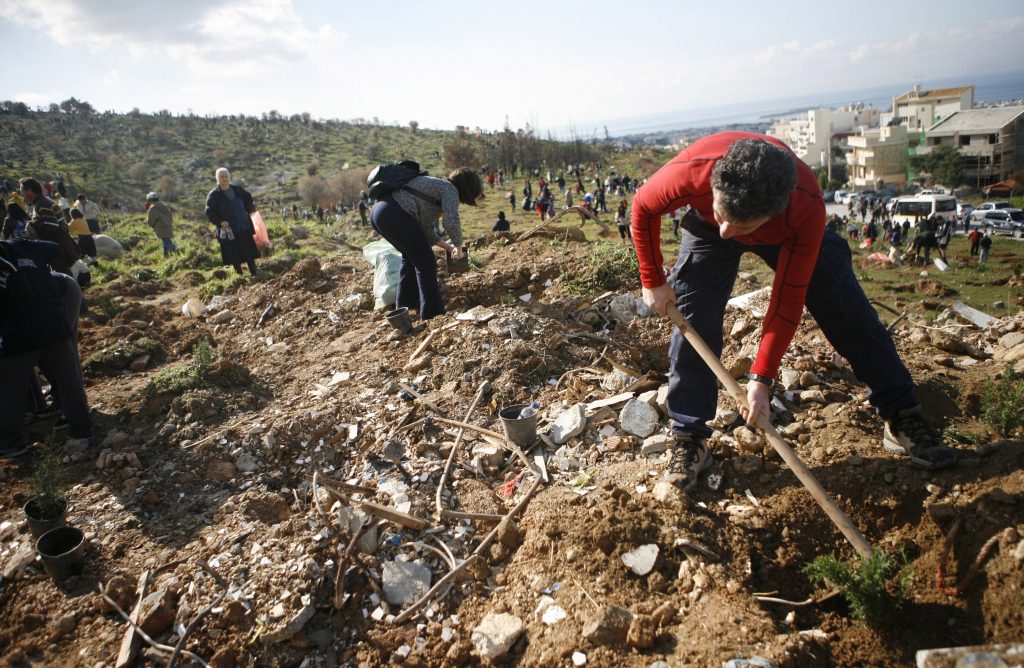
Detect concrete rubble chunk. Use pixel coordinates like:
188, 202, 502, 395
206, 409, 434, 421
471, 613, 525, 660
609, 294, 654, 324
779, 369, 801, 391
656, 385, 669, 415
550, 404, 587, 444
264, 599, 316, 643
998, 331, 1024, 349
601, 369, 636, 393
382, 559, 432, 606
652, 480, 685, 505
914, 642, 1024, 668
640, 434, 673, 457
472, 442, 504, 468
733, 426, 762, 453
798, 390, 827, 404
799, 371, 820, 388
619, 399, 660, 438
582, 605, 633, 645
586, 392, 635, 412
208, 309, 235, 325
621, 544, 659, 576
138, 589, 176, 635
637, 389, 660, 409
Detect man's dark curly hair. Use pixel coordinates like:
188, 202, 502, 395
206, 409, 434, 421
711, 139, 797, 221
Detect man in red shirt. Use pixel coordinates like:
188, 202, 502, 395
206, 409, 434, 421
632, 133, 955, 490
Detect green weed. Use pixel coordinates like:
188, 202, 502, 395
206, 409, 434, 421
803, 550, 911, 626
561, 241, 639, 296
981, 364, 1024, 436
151, 338, 213, 394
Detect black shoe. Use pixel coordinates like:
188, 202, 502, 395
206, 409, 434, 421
883, 406, 957, 469
53, 415, 69, 432
665, 433, 713, 491
23, 412, 38, 426
36, 404, 61, 419
0, 444, 28, 459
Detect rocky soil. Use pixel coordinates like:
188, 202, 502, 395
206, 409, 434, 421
1, 229, 1022, 667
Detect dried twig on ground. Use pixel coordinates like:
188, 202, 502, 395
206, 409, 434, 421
334, 517, 380, 608
167, 561, 229, 668
98, 583, 208, 668
435, 382, 490, 521
390, 475, 545, 625
754, 590, 841, 607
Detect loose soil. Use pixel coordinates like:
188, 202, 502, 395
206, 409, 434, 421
1, 229, 1022, 668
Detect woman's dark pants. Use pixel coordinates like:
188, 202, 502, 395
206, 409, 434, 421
370, 196, 445, 319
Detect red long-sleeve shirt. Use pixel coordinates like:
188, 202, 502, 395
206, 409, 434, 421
631, 132, 825, 379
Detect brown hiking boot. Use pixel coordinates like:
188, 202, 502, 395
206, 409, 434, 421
664, 433, 712, 491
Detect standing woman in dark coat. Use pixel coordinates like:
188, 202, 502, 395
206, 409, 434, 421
205, 168, 259, 276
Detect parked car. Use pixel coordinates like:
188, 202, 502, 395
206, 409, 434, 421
971, 201, 1012, 221
979, 209, 1024, 237
823, 191, 835, 203
834, 190, 850, 204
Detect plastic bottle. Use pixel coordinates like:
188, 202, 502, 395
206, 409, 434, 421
519, 401, 540, 419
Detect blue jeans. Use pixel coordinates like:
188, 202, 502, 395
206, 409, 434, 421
667, 213, 916, 438
370, 196, 445, 319
161, 237, 178, 257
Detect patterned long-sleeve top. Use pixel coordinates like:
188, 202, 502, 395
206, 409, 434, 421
391, 175, 463, 247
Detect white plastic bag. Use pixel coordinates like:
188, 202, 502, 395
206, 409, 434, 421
362, 239, 402, 310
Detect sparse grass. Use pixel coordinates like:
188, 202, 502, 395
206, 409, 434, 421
804, 550, 911, 627
980, 364, 1024, 436
151, 338, 213, 394
560, 241, 640, 296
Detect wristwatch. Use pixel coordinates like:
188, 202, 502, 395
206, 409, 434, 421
747, 373, 775, 387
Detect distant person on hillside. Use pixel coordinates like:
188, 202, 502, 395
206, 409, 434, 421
631, 133, 956, 493
968, 227, 982, 256
74, 194, 102, 234
369, 167, 482, 319
615, 199, 632, 245
358, 198, 369, 226
978, 231, 992, 264
491, 211, 510, 232
2, 194, 30, 240
19, 178, 80, 275
205, 168, 259, 276
144, 192, 178, 257
67, 208, 97, 262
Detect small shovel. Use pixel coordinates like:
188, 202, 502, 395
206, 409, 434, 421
665, 304, 873, 559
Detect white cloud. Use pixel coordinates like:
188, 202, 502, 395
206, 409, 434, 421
0, 0, 344, 74
11, 91, 59, 107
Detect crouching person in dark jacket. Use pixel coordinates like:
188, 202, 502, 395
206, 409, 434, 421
0, 239, 92, 458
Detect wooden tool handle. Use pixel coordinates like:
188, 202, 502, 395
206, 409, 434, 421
665, 304, 873, 559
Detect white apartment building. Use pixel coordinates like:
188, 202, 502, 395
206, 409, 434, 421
768, 105, 880, 167
919, 106, 1024, 188
847, 125, 910, 191
881, 84, 974, 132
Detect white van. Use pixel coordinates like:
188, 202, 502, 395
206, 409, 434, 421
891, 195, 958, 227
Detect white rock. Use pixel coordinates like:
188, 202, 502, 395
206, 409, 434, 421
621, 544, 659, 576
779, 369, 801, 391
799, 371, 821, 388
550, 404, 587, 445
619, 399, 660, 438
733, 426, 762, 453
471, 613, 525, 660
235, 452, 259, 473
798, 390, 827, 404
587, 392, 635, 412
640, 434, 672, 456
472, 443, 504, 468
382, 559, 432, 606
652, 480, 684, 504
637, 389, 660, 409
572, 651, 587, 666
601, 369, 636, 393
656, 385, 669, 415
209, 309, 235, 325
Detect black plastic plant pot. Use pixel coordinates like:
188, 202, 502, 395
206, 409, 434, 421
36, 526, 86, 581
23, 497, 68, 539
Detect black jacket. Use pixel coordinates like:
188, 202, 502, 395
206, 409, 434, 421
0, 240, 70, 357
205, 185, 256, 235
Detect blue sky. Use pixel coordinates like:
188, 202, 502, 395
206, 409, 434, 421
1, 0, 1022, 134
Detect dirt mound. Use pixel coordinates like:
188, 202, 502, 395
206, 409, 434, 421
2, 238, 1023, 667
